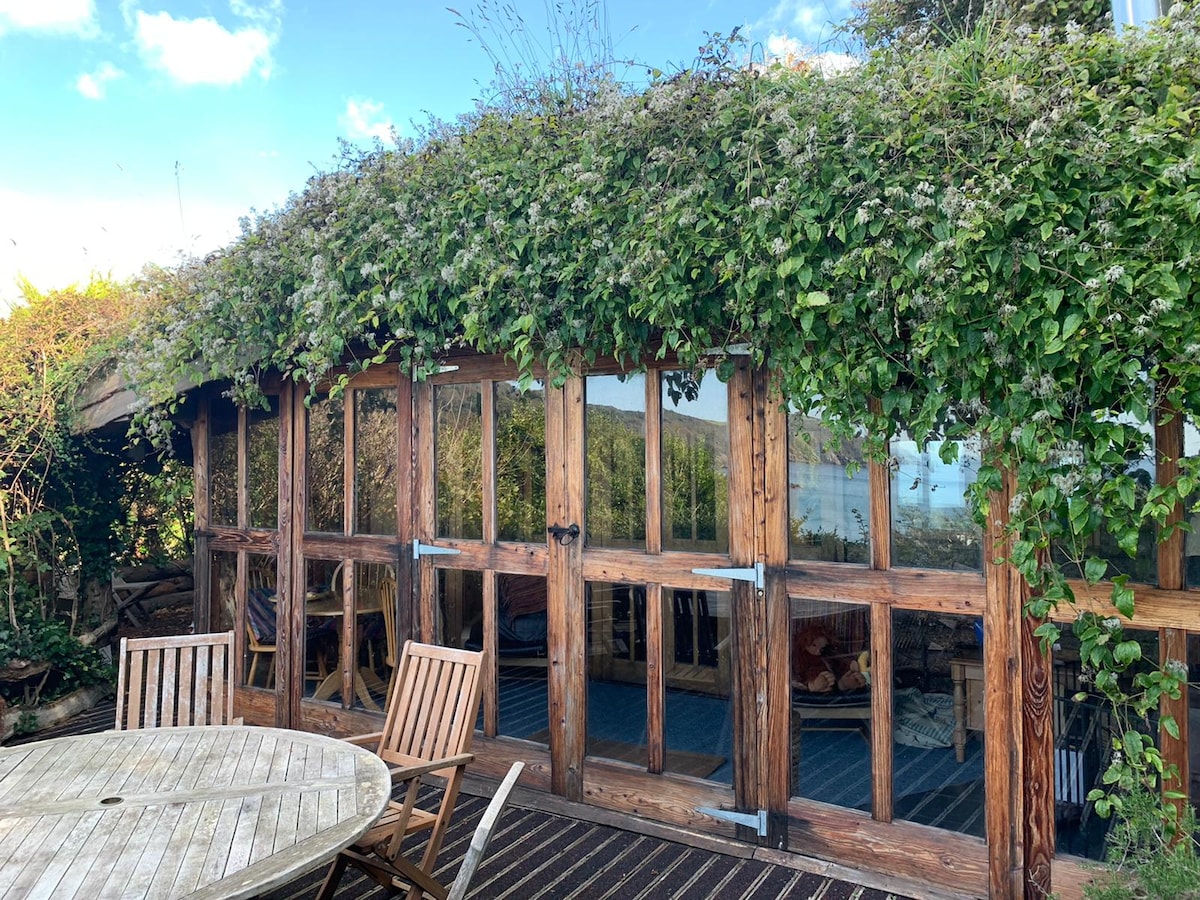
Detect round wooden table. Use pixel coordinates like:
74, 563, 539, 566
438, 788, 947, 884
0, 725, 391, 899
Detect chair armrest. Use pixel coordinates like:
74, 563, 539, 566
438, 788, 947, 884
387, 753, 475, 784
345, 731, 384, 749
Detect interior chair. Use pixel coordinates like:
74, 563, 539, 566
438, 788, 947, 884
115, 631, 240, 729
446, 761, 525, 900
316, 640, 485, 900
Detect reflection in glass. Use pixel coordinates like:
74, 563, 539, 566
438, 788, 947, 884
586, 375, 646, 548
212, 550, 236, 634
353, 561, 395, 705
662, 371, 729, 553
788, 412, 869, 562
1052, 419, 1157, 583
244, 554, 278, 690
436, 568, 483, 651
587, 581, 648, 767
663, 587, 732, 782
303, 558, 338, 704
476, 573, 549, 743
209, 403, 238, 527
247, 398, 279, 529
355, 388, 398, 535
891, 435, 982, 570
496, 382, 546, 543
791, 598, 872, 803
307, 395, 345, 533
436, 385, 483, 540
888, 608, 985, 834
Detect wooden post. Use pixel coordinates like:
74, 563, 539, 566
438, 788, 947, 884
282, 381, 303, 727
867, 399, 894, 823
1022, 608, 1054, 898
985, 466, 1024, 900
1155, 400, 1189, 810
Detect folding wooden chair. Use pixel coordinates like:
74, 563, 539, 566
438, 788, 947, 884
447, 761, 525, 900
115, 631, 240, 729
317, 641, 485, 900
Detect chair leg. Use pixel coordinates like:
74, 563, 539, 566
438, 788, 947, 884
315, 852, 349, 900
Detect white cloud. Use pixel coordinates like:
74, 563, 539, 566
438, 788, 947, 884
750, 0, 857, 49
341, 98, 394, 143
0, 0, 98, 36
764, 34, 859, 75
0, 188, 242, 309
76, 61, 124, 100
132, 3, 279, 86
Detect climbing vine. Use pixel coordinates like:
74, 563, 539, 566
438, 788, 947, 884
121, 9, 1200, 826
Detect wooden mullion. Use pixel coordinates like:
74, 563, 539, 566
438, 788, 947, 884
870, 601, 894, 822
396, 370, 415, 646
414, 379, 437, 642
343, 387, 355, 535
237, 405, 249, 531
645, 370, 663, 554
645, 582, 665, 774
284, 382, 306, 727
868, 399, 892, 573
562, 376, 587, 800
758, 366, 791, 845
482, 569, 498, 735
482, 379, 497, 545
340, 556, 355, 708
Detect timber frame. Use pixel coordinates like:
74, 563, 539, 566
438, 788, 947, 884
186, 349, 1199, 900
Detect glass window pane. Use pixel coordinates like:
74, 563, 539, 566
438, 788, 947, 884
355, 388, 398, 535
891, 608, 985, 835
662, 371, 729, 553
484, 573, 549, 744
496, 382, 546, 543
587, 581, 648, 768
209, 403, 238, 527
436, 568, 483, 651
791, 598, 872, 804
436, 385, 483, 540
586, 374, 646, 549
247, 397, 279, 530
303, 558, 340, 704
244, 554, 278, 690
307, 394, 345, 534
1186, 419, 1200, 588
788, 412, 870, 562
354, 561, 394, 708
891, 435, 982, 570
212, 549, 236, 634
664, 587, 732, 783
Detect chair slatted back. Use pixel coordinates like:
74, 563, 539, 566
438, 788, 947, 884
380, 641, 483, 777
116, 631, 237, 730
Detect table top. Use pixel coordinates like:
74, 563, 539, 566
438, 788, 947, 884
0, 725, 391, 899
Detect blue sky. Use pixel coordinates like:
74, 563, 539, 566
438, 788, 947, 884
0, 0, 857, 308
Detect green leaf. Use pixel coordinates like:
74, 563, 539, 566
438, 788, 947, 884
1083, 555, 1107, 583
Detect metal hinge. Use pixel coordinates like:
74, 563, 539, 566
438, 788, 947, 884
412, 540, 462, 560
690, 561, 764, 590
696, 805, 768, 837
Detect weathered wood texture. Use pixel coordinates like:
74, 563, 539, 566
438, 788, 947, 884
984, 468, 1024, 900
115, 631, 238, 729
1022, 614, 1055, 898
0, 726, 390, 900
1156, 410, 1189, 806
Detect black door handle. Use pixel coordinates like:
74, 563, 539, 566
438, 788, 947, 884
547, 523, 580, 545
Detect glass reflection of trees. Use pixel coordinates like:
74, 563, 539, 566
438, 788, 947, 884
247, 399, 279, 529
209, 404, 238, 527
307, 394, 345, 533
662, 370, 728, 553
891, 437, 982, 570
436, 384, 483, 539
496, 382, 546, 543
355, 388, 397, 535
586, 375, 646, 548
788, 413, 869, 563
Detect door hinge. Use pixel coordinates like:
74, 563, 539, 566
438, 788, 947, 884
412, 540, 462, 560
690, 561, 764, 590
696, 805, 768, 837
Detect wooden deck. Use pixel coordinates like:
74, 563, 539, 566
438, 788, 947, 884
6, 700, 924, 900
